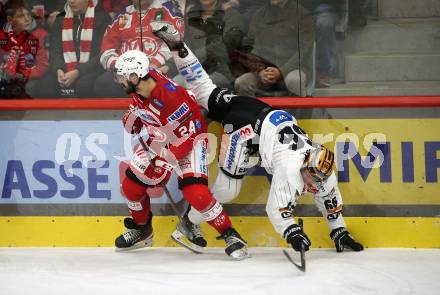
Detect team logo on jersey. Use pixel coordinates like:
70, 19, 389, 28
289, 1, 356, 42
167, 102, 189, 122
165, 82, 177, 92
121, 37, 158, 56
180, 62, 203, 83
153, 98, 165, 109
269, 111, 294, 126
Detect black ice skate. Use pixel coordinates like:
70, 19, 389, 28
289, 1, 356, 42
216, 228, 250, 260
115, 216, 153, 251
171, 213, 207, 254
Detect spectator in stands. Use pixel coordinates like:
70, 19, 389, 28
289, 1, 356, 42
33, 0, 110, 98
302, 0, 338, 88
0, 0, 48, 98
25, 0, 65, 27
179, 0, 243, 89
101, 0, 130, 19
234, 0, 314, 97
231, 0, 266, 32
95, 0, 184, 97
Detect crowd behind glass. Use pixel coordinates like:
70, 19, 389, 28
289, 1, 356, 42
0, 0, 370, 99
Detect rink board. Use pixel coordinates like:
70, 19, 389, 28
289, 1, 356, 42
1, 216, 439, 248
1, 108, 440, 247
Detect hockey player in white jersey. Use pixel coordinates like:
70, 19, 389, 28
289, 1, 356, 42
153, 22, 364, 253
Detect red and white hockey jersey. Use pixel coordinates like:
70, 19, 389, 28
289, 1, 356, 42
129, 69, 207, 161
0, 27, 48, 81
100, 0, 184, 71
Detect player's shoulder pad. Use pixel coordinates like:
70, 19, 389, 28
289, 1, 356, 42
269, 110, 295, 127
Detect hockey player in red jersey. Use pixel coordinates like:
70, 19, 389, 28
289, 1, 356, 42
100, 0, 184, 72
153, 22, 364, 254
114, 50, 249, 260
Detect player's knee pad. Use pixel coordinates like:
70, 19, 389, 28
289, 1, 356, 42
211, 169, 242, 203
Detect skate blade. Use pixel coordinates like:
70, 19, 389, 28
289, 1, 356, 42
115, 236, 154, 252
229, 248, 251, 261
171, 230, 204, 254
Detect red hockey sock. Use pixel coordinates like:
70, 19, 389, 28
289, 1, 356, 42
182, 184, 232, 234
122, 177, 151, 225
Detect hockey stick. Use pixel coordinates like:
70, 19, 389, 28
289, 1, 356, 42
135, 133, 203, 254
282, 218, 306, 272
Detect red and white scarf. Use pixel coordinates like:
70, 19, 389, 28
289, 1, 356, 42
62, 0, 96, 71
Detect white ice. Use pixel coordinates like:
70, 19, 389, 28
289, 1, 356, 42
0, 248, 439, 295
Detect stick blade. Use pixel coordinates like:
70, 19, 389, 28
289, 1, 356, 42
282, 249, 306, 272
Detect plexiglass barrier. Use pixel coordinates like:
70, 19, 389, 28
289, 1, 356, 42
0, 0, 439, 99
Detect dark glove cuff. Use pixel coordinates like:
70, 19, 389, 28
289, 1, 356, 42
330, 227, 347, 241
283, 224, 301, 242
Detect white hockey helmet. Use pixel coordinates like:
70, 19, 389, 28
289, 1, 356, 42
114, 50, 150, 83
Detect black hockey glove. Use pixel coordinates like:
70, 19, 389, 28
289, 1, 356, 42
330, 227, 364, 252
284, 224, 311, 252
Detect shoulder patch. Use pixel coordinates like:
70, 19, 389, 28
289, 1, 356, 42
152, 98, 165, 109
180, 62, 203, 83
165, 82, 177, 92
269, 111, 294, 126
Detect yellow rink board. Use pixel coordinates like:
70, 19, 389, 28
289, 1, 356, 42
1, 216, 439, 248
209, 119, 440, 206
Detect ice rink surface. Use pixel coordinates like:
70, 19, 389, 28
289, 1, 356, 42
0, 247, 439, 295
